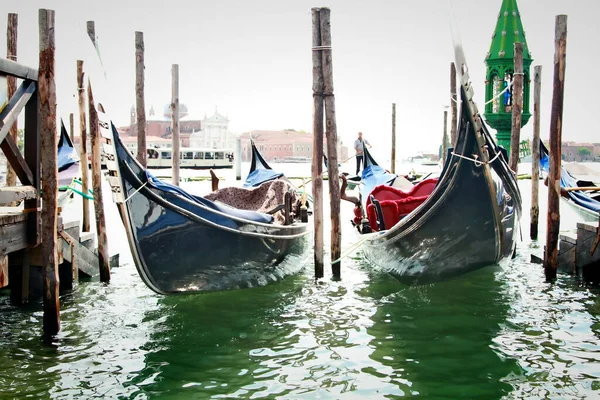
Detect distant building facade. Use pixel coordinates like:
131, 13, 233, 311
561, 142, 600, 162
124, 105, 234, 149
239, 130, 349, 163
189, 110, 235, 149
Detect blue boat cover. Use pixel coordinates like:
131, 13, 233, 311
144, 171, 274, 224
540, 152, 600, 213
243, 169, 284, 188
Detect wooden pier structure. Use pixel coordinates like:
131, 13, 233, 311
1, 9, 116, 337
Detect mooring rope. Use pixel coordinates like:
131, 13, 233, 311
450, 149, 502, 167
332, 232, 375, 264
124, 181, 148, 203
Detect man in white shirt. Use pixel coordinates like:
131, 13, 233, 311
353, 131, 371, 174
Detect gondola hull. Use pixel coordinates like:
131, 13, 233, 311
359, 147, 518, 284
353, 65, 521, 283
103, 116, 309, 294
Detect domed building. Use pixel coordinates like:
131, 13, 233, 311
127, 102, 202, 146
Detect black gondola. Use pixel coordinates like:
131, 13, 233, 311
99, 114, 310, 294
540, 141, 600, 221
344, 50, 521, 284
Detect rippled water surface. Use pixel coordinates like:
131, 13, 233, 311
1, 164, 600, 399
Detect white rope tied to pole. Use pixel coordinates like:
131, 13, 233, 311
312, 45, 332, 51
451, 149, 502, 167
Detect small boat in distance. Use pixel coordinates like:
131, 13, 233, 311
341, 45, 521, 284
145, 147, 234, 169
100, 112, 310, 294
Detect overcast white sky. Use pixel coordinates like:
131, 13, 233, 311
1, 0, 598, 158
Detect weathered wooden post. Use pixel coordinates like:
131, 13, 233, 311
235, 136, 242, 180
530, 65, 542, 240
135, 31, 147, 167
509, 42, 524, 174
88, 80, 110, 282
171, 64, 180, 186
442, 109, 448, 164
77, 60, 90, 232
544, 15, 568, 281
311, 7, 324, 278
391, 103, 396, 174
450, 62, 458, 147
69, 112, 74, 143
319, 7, 341, 279
39, 9, 60, 336
5, 13, 18, 191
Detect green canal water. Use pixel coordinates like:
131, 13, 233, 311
1, 164, 600, 399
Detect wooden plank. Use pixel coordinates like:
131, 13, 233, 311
24, 72, 40, 247
544, 15, 568, 281
0, 58, 38, 81
5, 13, 19, 190
69, 112, 74, 143
1, 132, 34, 185
311, 7, 324, 278
530, 65, 542, 240
39, 8, 60, 336
171, 64, 180, 186
135, 31, 147, 167
0, 255, 8, 288
0, 217, 28, 255
60, 232, 99, 278
509, 42, 524, 174
391, 103, 396, 174
576, 223, 600, 269
0, 186, 37, 204
88, 81, 111, 282
0, 80, 35, 145
77, 60, 91, 233
442, 110, 448, 165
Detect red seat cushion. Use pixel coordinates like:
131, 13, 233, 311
365, 178, 437, 231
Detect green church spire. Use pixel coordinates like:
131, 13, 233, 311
483, 0, 532, 155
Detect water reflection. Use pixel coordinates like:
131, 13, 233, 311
493, 245, 600, 399
363, 265, 520, 398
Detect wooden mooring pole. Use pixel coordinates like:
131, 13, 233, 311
311, 7, 324, 279
77, 60, 90, 232
69, 112, 74, 143
39, 9, 60, 336
5, 13, 18, 191
544, 15, 568, 281
391, 103, 396, 174
509, 42, 524, 174
530, 65, 542, 240
450, 62, 458, 147
88, 80, 110, 282
235, 136, 242, 180
319, 8, 342, 279
135, 31, 147, 167
171, 64, 180, 186
442, 109, 448, 165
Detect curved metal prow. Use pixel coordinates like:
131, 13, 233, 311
249, 141, 272, 173
362, 146, 379, 169
58, 119, 74, 148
